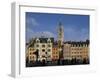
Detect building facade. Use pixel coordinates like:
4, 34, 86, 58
34, 38, 53, 62
63, 43, 71, 60
63, 40, 89, 62
27, 47, 36, 63
26, 38, 54, 63
52, 45, 59, 60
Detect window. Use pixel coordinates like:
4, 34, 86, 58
48, 40, 51, 43
30, 56, 32, 59
48, 44, 51, 47
42, 49, 45, 52
30, 48, 34, 51
42, 44, 45, 47
42, 55, 45, 58
30, 48, 31, 50
30, 52, 32, 55
36, 39, 40, 43
48, 55, 51, 58
48, 49, 51, 52
37, 41, 39, 43
36, 45, 39, 47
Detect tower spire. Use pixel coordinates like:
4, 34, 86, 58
58, 22, 64, 46
57, 22, 64, 62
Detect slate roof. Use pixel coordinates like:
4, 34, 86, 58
64, 40, 89, 47
35, 38, 54, 43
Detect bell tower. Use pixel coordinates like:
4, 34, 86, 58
57, 22, 64, 62
58, 22, 64, 47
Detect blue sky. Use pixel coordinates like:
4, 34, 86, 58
26, 12, 89, 43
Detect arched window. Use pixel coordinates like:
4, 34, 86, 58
48, 49, 51, 52
42, 44, 45, 47
36, 38, 40, 43
48, 44, 51, 47
42, 49, 45, 52
47, 38, 51, 43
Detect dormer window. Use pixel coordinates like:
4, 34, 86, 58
47, 38, 51, 43
36, 38, 40, 43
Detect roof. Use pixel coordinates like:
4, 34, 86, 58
64, 40, 89, 46
35, 38, 54, 43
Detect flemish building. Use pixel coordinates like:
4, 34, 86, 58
63, 40, 89, 62
26, 38, 54, 63
63, 43, 71, 60
52, 42, 59, 60
34, 38, 54, 62
27, 47, 36, 63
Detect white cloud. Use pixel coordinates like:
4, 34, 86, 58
26, 29, 56, 43
33, 31, 55, 38
41, 31, 55, 37
26, 17, 39, 28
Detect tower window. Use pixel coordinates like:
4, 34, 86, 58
47, 39, 51, 43
37, 41, 39, 43
36, 39, 40, 43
